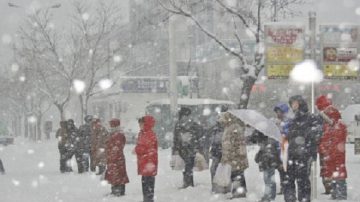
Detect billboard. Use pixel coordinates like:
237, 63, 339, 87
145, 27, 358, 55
320, 25, 359, 79
265, 24, 305, 79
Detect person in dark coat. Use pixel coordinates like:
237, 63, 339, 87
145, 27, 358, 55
66, 119, 84, 173
250, 131, 281, 202
172, 107, 203, 188
134, 116, 158, 202
283, 95, 322, 202
78, 115, 93, 172
90, 118, 109, 175
209, 106, 228, 193
56, 121, 72, 173
316, 95, 347, 200
105, 118, 129, 196
0, 158, 5, 174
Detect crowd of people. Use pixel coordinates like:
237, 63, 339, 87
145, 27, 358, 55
54, 94, 348, 202
55, 115, 158, 202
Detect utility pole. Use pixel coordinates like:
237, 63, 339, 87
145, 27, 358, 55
309, 11, 318, 200
169, 15, 178, 120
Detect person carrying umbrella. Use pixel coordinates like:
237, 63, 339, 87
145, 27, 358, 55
218, 111, 248, 198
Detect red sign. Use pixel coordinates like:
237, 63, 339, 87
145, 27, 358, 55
266, 28, 303, 45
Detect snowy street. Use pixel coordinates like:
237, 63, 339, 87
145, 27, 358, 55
1, 138, 359, 202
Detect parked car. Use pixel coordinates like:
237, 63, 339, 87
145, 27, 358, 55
0, 136, 14, 146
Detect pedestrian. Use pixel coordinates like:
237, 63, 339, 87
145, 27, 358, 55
134, 116, 158, 202
56, 121, 72, 173
66, 119, 83, 173
172, 107, 203, 188
0, 158, 5, 174
105, 118, 129, 197
209, 106, 228, 193
78, 115, 93, 172
218, 111, 248, 199
273, 103, 291, 195
283, 95, 322, 202
250, 131, 281, 202
90, 118, 109, 175
316, 95, 347, 200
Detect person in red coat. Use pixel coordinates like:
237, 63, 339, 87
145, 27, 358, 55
316, 95, 347, 200
134, 116, 158, 202
105, 118, 129, 196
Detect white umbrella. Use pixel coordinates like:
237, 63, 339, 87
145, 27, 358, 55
228, 109, 281, 141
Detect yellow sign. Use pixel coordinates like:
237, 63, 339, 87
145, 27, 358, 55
324, 64, 358, 78
267, 64, 295, 78
266, 47, 303, 63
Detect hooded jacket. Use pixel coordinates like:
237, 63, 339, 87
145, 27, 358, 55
105, 121, 129, 185
287, 95, 322, 161
135, 116, 158, 176
316, 95, 347, 179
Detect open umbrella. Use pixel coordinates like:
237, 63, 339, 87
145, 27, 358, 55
228, 109, 281, 141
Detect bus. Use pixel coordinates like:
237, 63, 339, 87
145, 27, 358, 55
145, 98, 236, 149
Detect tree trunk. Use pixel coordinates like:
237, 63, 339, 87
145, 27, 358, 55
79, 95, 84, 125
24, 114, 29, 138
55, 104, 66, 121
238, 76, 256, 109
36, 114, 42, 141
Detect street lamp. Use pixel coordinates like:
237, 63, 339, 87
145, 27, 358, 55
290, 59, 323, 199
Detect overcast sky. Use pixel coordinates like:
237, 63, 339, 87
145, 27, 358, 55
1, 0, 360, 66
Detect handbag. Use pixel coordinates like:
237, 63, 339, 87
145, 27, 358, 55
213, 163, 232, 187
194, 152, 208, 171
170, 154, 185, 170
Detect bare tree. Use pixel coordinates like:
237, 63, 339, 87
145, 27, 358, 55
69, 0, 125, 122
158, 0, 305, 108
14, 0, 127, 123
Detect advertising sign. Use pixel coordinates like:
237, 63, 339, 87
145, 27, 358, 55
266, 46, 303, 63
265, 24, 305, 79
323, 47, 357, 62
323, 64, 358, 79
320, 25, 359, 79
267, 64, 295, 79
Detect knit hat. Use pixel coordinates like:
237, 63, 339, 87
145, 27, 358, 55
109, 118, 120, 128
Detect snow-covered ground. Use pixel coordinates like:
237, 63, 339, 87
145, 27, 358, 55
1, 138, 359, 202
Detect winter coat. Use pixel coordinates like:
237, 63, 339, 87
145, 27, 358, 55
90, 124, 109, 167
219, 112, 249, 172
56, 121, 68, 149
316, 95, 347, 179
173, 116, 203, 159
135, 116, 158, 176
209, 122, 224, 159
253, 132, 281, 171
105, 128, 129, 185
78, 123, 92, 153
66, 123, 79, 152
287, 95, 323, 162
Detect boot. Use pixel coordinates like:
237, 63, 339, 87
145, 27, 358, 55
231, 180, 246, 198
322, 178, 332, 195
180, 172, 194, 189
96, 165, 106, 175
111, 185, 125, 197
